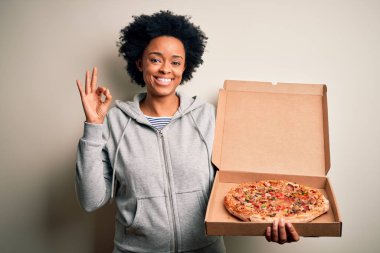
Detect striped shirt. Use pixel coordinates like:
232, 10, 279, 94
145, 115, 172, 130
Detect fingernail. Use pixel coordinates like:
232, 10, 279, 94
280, 218, 284, 224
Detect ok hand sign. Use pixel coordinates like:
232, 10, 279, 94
76, 67, 112, 124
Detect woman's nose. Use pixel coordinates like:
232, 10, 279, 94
159, 62, 171, 74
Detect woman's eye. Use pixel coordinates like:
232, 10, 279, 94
150, 58, 161, 63
172, 61, 181, 66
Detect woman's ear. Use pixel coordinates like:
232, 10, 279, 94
136, 59, 143, 72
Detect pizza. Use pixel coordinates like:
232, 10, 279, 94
224, 180, 329, 222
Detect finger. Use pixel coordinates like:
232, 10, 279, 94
91, 67, 98, 93
76, 80, 84, 98
278, 218, 287, 244
271, 219, 279, 242
85, 70, 91, 95
96, 86, 105, 96
96, 86, 108, 97
286, 223, 300, 242
265, 226, 271, 242
104, 88, 113, 107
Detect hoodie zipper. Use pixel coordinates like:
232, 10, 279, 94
158, 130, 178, 253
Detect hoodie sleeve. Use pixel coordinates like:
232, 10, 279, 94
75, 117, 112, 212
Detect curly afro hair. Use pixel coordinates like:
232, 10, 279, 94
117, 10, 208, 87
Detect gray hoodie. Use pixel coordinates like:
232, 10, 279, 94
76, 91, 221, 252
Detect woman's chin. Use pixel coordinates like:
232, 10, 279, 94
147, 82, 179, 97
148, 87, 177, 97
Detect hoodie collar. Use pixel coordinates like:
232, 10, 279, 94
115, 90, 205, 125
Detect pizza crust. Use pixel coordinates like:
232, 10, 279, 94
224, 180, 329, 223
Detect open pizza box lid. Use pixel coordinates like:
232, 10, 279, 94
212, 80, 330, 176
206, 80, 342, 237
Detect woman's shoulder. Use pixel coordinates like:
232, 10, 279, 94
178, 91, 215, 115
104, 102, 133, 128
193, 100, 216, 118
106, 105, 125, 118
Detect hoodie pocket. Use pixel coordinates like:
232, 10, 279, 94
114, 197, 171, 253
176, 190, 216, 251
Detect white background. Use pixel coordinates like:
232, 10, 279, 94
0, 0, 379, 252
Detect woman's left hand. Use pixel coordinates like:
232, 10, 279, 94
265, 218, 300, 244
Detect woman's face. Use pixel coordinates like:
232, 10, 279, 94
137, 36, 186, 98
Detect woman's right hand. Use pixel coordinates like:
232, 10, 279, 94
76, 67, 112, 124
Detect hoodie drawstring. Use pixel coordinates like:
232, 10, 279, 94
110, 117, 131, 201
189, 111, 213, 192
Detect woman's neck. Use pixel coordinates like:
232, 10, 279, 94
140, 93, 180, 117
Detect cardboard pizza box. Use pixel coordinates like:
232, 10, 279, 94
205, 80, 342, 237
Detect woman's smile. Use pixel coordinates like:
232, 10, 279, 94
154, 76, 174, 86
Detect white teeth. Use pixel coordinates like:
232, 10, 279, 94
157, 78, 171, 83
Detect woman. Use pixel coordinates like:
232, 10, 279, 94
75, 10, 299, 253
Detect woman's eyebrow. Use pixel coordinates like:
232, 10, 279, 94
148, 52, 183, 59
172, 55, 183, 59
